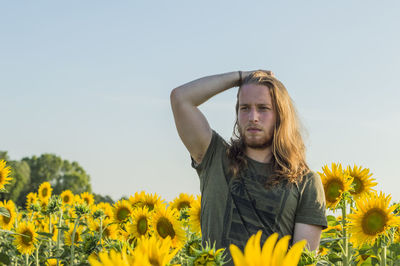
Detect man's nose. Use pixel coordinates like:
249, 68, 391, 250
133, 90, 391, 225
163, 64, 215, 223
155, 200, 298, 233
248, 109, 259, 122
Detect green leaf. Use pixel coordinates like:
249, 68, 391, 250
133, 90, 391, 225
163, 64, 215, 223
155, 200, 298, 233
327, 215, 337, 222
328, 253, 342, 263
0, 229, 15, 235
320, 237, 344, 244
37, 232, 53, 238
0, 207, 10, 218
0, 253, 10, 265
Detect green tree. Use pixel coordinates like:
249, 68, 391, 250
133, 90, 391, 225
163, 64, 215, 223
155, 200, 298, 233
93, 193, 114, 204
0, 151, 31, 203
1, 151, 114, 207
17, 154, 92, 206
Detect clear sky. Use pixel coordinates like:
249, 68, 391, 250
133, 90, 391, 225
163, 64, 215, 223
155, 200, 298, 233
1, 1, 399, 203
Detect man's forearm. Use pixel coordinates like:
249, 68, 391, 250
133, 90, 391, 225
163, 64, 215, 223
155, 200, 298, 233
171, 71, 240, 107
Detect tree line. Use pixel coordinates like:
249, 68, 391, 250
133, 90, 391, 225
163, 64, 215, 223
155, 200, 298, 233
0, 151, 113, 207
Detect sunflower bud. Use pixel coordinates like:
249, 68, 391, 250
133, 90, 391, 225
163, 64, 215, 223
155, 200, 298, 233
74, 204, 90, 217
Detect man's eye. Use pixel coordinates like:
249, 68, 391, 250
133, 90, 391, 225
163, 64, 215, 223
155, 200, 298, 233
240, 107, 248, 110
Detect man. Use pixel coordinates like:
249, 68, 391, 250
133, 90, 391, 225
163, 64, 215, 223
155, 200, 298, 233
170, 70, 327, 264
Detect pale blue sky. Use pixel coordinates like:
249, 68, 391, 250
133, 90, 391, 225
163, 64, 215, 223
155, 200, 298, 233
1, 1, 399, 203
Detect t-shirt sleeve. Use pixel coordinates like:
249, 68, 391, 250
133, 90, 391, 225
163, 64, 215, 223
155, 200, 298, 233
295, 171, 328, 229
190, 130, 226, 192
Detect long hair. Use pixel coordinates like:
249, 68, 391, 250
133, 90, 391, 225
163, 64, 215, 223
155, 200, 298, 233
226, 71, 309, 187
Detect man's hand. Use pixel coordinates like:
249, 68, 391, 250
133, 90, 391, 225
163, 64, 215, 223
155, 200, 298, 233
241, 70, 275, 83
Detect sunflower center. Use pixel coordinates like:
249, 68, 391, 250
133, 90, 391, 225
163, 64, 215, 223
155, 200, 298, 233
178, 201, 191, 210
64, 195, 70, 202
362, 208, 387, 235
137, 217, 148, 235
146, 203, 154, 211
156, 217, 175, 239
22, 229, 33, 245
41, 188, 48, 197
351, 177, 364, 195
84, 198, 90, 205
326, 179, 343, 202
117, 207, 130, 221
103, 227, 110, 238
149, 258, 161, 266
3, 209, 11, 224
72, 231, 81, 243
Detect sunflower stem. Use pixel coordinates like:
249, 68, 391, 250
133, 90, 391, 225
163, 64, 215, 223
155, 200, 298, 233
56, 209, 63, 266
70, 215, 81, 266
380, 245, 387, 266
35, 243, 40, 266
341, 203, 349, 266
48, 213, 53, 256
25, 254, 29, 266
99, 216, 103, 246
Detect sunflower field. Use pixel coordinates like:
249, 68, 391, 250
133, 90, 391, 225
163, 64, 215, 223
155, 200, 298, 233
1, 159, 400, 266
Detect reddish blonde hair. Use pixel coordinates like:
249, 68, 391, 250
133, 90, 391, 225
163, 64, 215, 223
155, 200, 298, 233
227, 71, 309, 186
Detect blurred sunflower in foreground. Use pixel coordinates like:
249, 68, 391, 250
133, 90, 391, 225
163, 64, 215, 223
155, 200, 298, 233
319, 163, 353, 210
229, 231, 306, 266
348, 191, 400, 247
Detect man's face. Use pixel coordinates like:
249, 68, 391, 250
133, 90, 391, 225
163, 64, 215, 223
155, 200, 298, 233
237, 83, 276, 149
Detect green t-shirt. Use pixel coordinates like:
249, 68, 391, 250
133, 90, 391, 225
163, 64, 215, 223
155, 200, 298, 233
191, 130, 327, 264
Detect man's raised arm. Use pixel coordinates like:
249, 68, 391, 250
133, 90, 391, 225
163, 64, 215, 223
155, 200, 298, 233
170, 71, 241, 164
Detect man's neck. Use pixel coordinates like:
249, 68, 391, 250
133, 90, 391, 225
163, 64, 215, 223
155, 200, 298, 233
245, 147, 273, 163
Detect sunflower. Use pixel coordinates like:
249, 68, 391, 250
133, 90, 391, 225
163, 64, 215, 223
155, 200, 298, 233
170, 193, 195, 211
189, 195, 201, 235
46, 258, 63, 266
135, 235, 179, 266
394, 226, 400, 243
0, 160, 12, 190
14, 221, 38, 255
89, 218, 118, 240
89, 247, 149, 266
129, 191, 146, 209
143, 192, 165, 212
65, 224, 84, 246
43, 219, 58, 242
38, 182, 53, 203
187, 240, 225, 265
25, 192, 38, 210
113, 200, 133, 224
60, 190, 74, 206
96, 202, 114, 220
81, 192, 95, 206
348, 191, 400, 247
346, 165, 377, 199
151, 206, 186, 248
129, 206, 152, 239
0, 200, 17, 230
74, 194, 83, 204
318, 163, 353, 210
229, 231, 307, 266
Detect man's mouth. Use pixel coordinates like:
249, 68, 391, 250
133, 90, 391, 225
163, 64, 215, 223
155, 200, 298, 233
247, 127, 262, 132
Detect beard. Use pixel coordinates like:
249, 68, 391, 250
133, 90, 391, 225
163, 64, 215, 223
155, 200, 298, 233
238, 125, 273, 150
